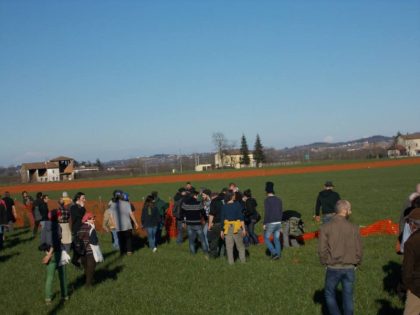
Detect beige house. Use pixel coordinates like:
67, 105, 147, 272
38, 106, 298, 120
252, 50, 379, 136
395, 133, 420, 157
214, 150, 256, 169
20, 156, 75, 183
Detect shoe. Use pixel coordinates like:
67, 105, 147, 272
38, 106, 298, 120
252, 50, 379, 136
272, 254, 280, 260
63, 296, 69, 301
45, 298, 52, 305
152, 247, 157, 253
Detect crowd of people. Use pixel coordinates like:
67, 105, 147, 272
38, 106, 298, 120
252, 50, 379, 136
0, 181, 419, 315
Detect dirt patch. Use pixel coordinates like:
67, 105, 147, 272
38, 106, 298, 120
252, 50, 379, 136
4, 157, 420, 194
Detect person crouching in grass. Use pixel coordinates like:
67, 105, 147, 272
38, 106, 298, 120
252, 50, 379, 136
141, 195, 161, 253
220, 191, 246, 265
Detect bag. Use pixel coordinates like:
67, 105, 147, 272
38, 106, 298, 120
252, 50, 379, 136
288, 217, 304, 237
59, 250, 71, 266
90, 244, 104, 263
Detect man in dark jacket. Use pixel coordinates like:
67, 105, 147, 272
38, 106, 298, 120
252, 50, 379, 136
70, 192, 86, 267
315, 181, 341, 224
151, 191, 169, 245
207, 191, 225, 258
263, 182, 283, 260
0, 197, 8, 249
181, 190, 208, 255
402, 208, 420, 314
3, 191, 17, 232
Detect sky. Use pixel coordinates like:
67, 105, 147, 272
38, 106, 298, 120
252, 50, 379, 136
1, 0, 419, 167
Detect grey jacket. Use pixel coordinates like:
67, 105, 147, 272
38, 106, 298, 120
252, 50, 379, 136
318, 215, 363, 267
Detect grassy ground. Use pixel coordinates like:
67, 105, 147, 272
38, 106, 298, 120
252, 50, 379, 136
2, 163, 417, 314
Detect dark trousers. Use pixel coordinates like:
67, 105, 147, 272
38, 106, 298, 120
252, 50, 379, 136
81, 254, 96, 286
247, 220, 259, 244
207, 223, 224, 258
32, 220, 41, 236
117, 230, 133, 255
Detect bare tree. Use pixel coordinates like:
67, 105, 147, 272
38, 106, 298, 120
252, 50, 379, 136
212, 132, 229, 168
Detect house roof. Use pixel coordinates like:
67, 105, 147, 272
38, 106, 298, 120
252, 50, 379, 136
401, 132, 420, 140
50, 156, 74, 162
216, 150, 254, 156
21, 162, 59, 170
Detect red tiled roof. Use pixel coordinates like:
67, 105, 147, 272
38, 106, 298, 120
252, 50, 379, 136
21, 162, 58, 170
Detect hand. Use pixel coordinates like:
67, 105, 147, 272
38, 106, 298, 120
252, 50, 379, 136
134, 222, 139, 230
241, 229, 247, 237
314, 216, 320, 223
220, 231, 224, 240
42, 253, 52, 265
263, 225, 266, 230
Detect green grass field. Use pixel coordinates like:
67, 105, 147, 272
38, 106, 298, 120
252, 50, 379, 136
1, 163, 418, 314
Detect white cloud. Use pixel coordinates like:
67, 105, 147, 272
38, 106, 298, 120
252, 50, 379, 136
324, 136, 334, 143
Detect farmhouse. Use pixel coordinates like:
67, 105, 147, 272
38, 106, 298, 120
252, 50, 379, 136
214, 150, 256, 169
388, 132, 420, 157
20, 156, 75, 183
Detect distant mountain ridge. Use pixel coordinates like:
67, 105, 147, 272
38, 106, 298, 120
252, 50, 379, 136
285, 135, 393, 150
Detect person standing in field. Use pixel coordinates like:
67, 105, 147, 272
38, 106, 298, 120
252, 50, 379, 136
58, 194, 72, 253
402, 208, 420, 315
220, 190, 246, 264
39, 194, 50, 230
22, 191, 34, 228
109, 190, 139, 256
314, 181, 341, 224
77, 212, 101, 287
151, 191, 169, 245
41, 209, 68, 304
181, 190, 208, 256
318, 200, 362, 315
141, 195, 161, 252
32, 192, 43, 238
172, 188, 188, 244
3, 191, 17, 232
70, 192, 87, 267
102, 205, 119, 250
201, 189, 212, 250
207, 190, 225, 258
0, 196, 8, 249
263, 181, 283, 260
242, 189, 260, 245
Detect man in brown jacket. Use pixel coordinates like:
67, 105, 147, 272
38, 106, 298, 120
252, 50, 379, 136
402, 208, 420, 315
318, 200, 362, 315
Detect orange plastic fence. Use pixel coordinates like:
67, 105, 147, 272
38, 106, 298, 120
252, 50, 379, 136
13, 200, 399, 241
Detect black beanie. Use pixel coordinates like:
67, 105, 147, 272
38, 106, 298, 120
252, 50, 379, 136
265, 181, 274, 194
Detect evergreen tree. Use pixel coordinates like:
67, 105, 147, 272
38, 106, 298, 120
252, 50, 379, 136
239, 134, 250, 166
254, 134, 265, 167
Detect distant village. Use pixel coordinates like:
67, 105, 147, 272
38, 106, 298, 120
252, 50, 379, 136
1, 132, 419, 184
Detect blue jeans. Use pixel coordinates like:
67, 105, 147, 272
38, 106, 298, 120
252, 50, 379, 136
324, 267, 355, 315
176, 219, 184, 244
264, 223, 281, 256
187, 225, 208, 254
111, 229, 120, 250
322, 213, 335, 224
147, 226, 158, 250
202, 223, 209, 249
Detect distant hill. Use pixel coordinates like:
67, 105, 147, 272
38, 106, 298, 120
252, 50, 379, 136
285, 135, 393, 151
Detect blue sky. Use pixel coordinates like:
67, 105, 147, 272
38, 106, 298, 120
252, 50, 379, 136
1, 0, 419, 166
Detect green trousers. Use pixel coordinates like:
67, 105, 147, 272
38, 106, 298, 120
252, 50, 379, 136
45, 251, 68, 300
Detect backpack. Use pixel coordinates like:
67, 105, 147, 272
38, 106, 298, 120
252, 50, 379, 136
288, 217, 304, 237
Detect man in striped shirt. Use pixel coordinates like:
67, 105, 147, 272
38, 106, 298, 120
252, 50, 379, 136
181, 190, 208, 255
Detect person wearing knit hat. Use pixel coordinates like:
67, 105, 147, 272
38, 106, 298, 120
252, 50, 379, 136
263, 181, 283, 260
402, 207, 420, 314
77, 211, 101, 286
